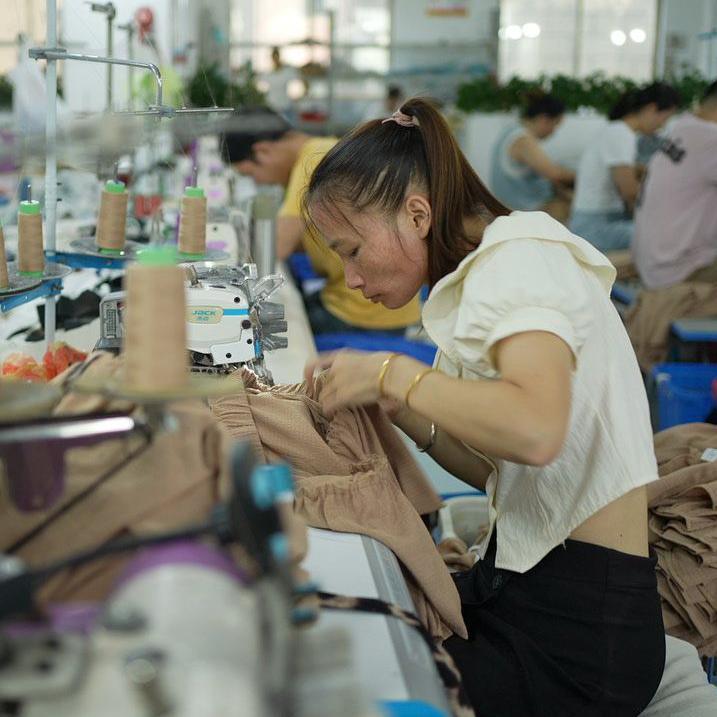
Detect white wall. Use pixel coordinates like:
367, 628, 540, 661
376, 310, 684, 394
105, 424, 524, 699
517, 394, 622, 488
390, 0, 499, 72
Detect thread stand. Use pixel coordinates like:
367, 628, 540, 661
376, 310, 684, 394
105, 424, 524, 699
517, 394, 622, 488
69, 236, 142, 260
0, 278, 63, 314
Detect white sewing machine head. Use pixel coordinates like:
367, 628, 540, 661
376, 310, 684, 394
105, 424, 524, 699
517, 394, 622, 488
97, 262, 288, 382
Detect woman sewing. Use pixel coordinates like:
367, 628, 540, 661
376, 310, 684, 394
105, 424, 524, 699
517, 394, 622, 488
303, 98, 664, 716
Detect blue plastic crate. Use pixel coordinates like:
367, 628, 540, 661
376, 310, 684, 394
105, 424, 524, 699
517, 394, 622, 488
651, 363, 717, 430
315, 332, 437, 365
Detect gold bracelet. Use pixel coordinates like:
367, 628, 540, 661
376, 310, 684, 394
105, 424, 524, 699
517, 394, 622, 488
377, 353, 401, 397
404, 368, 434, 407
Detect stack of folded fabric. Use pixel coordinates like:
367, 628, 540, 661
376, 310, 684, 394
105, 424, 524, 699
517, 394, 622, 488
648, 423, 717, 657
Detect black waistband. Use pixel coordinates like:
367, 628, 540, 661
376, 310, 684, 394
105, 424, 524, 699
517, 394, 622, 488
484, 533, 658, 589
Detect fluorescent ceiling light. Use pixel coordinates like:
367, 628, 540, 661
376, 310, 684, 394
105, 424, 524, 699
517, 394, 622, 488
630, 28, 647, 43
610, 30, 627, 46
522, 23, 541, 39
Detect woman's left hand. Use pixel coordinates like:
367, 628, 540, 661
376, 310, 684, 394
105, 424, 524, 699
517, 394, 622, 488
304, 350, 404, 416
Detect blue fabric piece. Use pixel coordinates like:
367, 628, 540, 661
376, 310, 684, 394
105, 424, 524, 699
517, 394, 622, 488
287, 252, 320, 282
570, 210, 633, 252
314, 332, 437, 365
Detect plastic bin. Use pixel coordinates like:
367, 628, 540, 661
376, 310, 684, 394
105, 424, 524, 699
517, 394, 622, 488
437, 494, 490, 546
651, 363, 717, 431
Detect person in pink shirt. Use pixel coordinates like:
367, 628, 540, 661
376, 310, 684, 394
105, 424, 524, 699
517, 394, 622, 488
634, 80, 717, 288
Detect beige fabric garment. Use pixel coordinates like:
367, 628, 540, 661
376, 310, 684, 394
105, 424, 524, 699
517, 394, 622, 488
211, 369, 467, 641
437, 537, 476, 572
649, 422, 717, 656
605, 249, 638, 281
0, 353, 291, 606
625, 282, 717, 371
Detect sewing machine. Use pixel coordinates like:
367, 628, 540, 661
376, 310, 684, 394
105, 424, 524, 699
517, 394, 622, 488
0, 440, 382, 717
96, 262, 288, 383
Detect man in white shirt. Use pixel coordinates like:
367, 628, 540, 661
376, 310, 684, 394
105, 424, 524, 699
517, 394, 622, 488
633, 80, 717, 288
570, 83, 680, 252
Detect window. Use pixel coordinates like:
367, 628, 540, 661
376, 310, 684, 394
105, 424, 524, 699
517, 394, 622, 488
231, 0, 391, 75
498, 0, 657, 81
0, 0, 50, 75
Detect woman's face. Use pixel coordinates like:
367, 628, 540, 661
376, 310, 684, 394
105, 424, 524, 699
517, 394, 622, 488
311, 196, 430, 309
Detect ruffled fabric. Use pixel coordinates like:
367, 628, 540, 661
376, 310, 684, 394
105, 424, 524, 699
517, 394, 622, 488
211, 368, 466, 640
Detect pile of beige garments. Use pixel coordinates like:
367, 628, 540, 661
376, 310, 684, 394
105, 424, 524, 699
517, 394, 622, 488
649, 422, 717, 658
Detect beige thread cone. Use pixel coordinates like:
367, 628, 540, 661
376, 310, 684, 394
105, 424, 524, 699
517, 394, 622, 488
18, 206, 44, 273
122, 258, 188, 393
178, 194, 207, 255
0, 225, 8, 288
96, 185, 129, 251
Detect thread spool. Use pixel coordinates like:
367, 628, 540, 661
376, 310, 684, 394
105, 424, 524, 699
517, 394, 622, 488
0, 223, 8, 289
178, 186, 207, 258
17, 200, 44, 276
96, 180, 128, 253
122, 246, 188, 393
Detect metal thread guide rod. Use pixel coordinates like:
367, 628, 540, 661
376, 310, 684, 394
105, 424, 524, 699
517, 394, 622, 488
29, 47, 165, 110
116, 20, 136, 110
32, 1, 235, 347
88, 2, 117, 111
44, 0, 58, 349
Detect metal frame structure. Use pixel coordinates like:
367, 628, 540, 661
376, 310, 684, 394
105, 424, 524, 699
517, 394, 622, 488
25, 1, 233, 346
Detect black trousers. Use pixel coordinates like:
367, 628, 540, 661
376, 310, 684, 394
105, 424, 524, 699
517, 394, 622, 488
444, 536, 665, 717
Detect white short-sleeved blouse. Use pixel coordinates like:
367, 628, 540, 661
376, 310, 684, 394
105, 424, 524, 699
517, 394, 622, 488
422, 211, 657, 573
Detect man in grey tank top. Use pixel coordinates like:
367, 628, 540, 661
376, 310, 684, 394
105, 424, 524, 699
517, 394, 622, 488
491, 93, 574, 220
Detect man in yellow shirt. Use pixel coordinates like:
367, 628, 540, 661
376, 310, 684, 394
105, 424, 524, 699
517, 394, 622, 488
228, 121, 420, 334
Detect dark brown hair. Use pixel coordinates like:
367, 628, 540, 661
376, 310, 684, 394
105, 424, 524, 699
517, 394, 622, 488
609, 82, 681, 121
521, 91, 565, 119
304, 97, 510, 287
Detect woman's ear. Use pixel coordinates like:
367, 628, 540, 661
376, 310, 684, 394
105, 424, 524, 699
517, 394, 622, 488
404, 193, 431, 240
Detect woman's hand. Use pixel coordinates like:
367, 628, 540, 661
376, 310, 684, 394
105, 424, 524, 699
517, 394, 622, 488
304, 350, 420, 417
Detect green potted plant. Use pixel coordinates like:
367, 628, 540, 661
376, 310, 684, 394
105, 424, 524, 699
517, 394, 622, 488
185, 62, 266, 109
